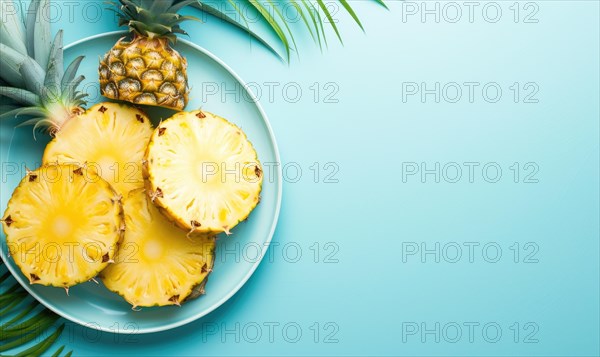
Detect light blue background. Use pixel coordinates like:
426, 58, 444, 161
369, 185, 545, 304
2, 0, 599, 355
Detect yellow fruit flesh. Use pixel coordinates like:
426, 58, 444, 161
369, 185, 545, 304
144, 111, 262, 234
101, 189, 215, 307
2, 165, 123, 287
43, 102, 153, 196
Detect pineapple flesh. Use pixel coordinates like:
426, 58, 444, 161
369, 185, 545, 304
43, 102, 153, 196
144, 111, 262, 235
2, 165, 123, 287
101, 189, 215, 308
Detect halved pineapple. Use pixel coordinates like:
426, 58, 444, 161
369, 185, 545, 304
101, 189, 215, 308
43, 102, 153, 196
1, 164, 123, 288
143, 110, 262, 235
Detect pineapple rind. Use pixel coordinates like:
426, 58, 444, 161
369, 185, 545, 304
98, 0, 195, 110
1, 164, 123, 287
43, 102, 153, 196
143, 111, 263, 235
98, 36, 189, 110
100, 189, 216, 307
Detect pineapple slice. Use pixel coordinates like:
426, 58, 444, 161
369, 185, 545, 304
1, 164, 123, 288
43, 102, 153, 196
144, 110, 262, 235
101, 189, 215, 308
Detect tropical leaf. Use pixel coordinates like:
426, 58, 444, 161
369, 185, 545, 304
190, 0, 387, 61
190, 1, 284, 61
0, 261, 72, 357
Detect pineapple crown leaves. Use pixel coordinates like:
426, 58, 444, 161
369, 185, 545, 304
107, 0, 387, 61
0, 261, 73, 357
0, 0, 88, 136
109, 0, 201, 42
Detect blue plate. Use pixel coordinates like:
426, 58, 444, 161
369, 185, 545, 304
0, 31, 282, 334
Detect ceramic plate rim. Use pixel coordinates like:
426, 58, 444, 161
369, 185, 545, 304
0, 31, 282, 334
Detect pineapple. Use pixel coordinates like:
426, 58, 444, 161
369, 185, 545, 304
43, 102, 153, 196
98, 0, 198, 110
101, 189, 215, 308
0, 1, 152, 195
144, 110, 262, 235
1, 165, 123, 288
0, 0, 87, 136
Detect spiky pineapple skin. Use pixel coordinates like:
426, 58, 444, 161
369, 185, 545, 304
99, 36, 189, 110
143, 110, 262, 235
43, 102, 153, 196
100, 189, 215, 308
2, 164, 124, 288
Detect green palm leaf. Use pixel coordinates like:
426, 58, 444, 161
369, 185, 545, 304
190, 1, 285, 61
0, 261, 72, 357
315, 0, 343, 44
247, 0, 293, 60
190, 0, 387, 61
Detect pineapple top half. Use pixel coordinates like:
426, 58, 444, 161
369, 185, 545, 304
99, 0, 199, 110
